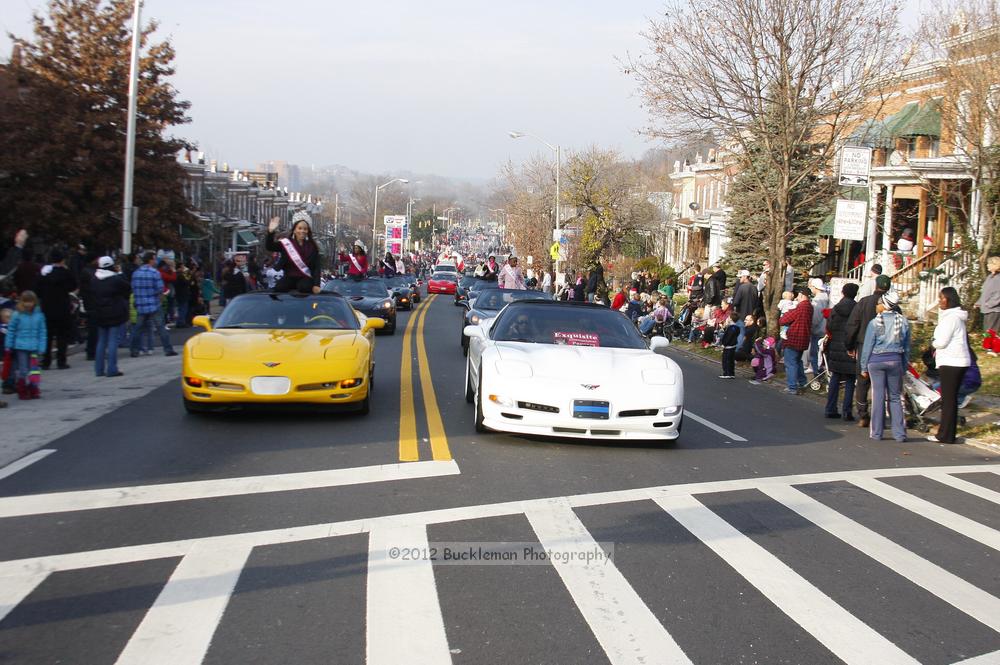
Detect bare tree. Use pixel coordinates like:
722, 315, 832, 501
629, 0, 904, 330
494, 155, 556, 271
916, 1, 1000, 281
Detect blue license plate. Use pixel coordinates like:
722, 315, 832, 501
573, 399, 610, 420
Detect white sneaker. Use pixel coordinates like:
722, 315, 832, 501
804, 367, 814, 374
958, 395, 973, 409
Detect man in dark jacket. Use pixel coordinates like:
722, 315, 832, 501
92, 256, 131, 377
732, 269, 759, 348
703, 267, 722, 308
37, 248, 78, 369
845, 273, 891, 427
778, 288, 813, 395
77, 255, 99, 360
825, 282, 859, 420
586, 263, 605, 303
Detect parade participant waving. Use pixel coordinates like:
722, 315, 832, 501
266, 212, 321, 294
339, 240, 369, 280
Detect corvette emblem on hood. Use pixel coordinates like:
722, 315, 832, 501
581, 384, 600, 390
263, 362, 281, 368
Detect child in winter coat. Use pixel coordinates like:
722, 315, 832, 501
719, 310, 741, 378
4, 290, 46, 399
750, 336, 778, 384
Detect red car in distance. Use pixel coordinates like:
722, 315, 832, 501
427, 272, 458, 295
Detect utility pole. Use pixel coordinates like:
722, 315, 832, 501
121, 0, 142, 254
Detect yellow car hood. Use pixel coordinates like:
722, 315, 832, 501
189, 329, 362, 363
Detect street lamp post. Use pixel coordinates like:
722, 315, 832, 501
509, 131, 560, 274
121, 0, 143, 254
372, 178, 408, 258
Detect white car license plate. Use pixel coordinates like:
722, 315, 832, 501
250, 376, 291, 395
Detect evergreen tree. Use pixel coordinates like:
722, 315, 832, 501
1, 0, 192, 250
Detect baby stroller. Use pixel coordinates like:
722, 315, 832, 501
672, 301, 696, 339
807, 336, 830, 393
902, 365, 943, 433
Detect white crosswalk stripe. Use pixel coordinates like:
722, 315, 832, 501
1, 464, 998, 664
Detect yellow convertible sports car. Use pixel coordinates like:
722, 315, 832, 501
182, 292, 384, 414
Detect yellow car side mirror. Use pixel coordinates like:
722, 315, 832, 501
192, 315, 213, 332
363, 317, 386, 332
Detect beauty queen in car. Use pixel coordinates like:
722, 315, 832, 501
266, 212, 322, 294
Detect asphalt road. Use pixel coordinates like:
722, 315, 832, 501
1, 294, 999, 664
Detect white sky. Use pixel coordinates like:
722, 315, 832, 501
1, 0, 928, 180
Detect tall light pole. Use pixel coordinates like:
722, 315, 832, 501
121, 0, 143, 254
406, 197, 420, 252
509, 131, 560, 273
372, 178, 408, 257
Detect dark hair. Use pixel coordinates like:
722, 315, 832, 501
48, 248, 65, 263
842, 282, 859, 299
795, 286, 810, 298
143, 251, 156, 264
940, 286, 961, 309
871, 264, 883, 275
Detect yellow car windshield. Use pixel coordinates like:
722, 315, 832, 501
214, 294, 359, 330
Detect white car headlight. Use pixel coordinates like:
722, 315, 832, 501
382, 300, 393, 309
488, 394, 515, 407
495, 360, 532, 378
662, 405, 682, 416
642, 368, 676, 385
470, 314, 481, 325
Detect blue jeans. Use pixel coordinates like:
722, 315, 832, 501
826, 371, 856, 416
809, 334, 822, 373
13, 350, 32, 381
783, 347, 806, 391
131, 309, 174, 355
95, 325, 121, 376
869, 360, 906, 440
735, 320, 747, 349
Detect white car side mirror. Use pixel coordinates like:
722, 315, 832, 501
464, 325, 485, 339
650, 336, 670, 355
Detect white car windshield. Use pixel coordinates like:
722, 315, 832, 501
491, 304, 646, 349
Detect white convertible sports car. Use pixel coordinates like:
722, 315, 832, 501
463, 300, 684, 442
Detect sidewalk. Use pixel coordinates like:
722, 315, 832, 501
1, 351, 182, 468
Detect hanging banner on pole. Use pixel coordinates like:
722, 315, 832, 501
833, 199, 867, 241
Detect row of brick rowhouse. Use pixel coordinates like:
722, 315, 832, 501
654, 18, 996, 318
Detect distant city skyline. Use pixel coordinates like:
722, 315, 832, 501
0, 0, 928, 180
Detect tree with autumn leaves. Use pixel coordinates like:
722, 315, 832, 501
0, 0, 191, 251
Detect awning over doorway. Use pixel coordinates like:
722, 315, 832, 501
236, 230, 259, 246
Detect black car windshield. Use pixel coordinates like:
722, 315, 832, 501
492, 304, 646, 349
215, 295, 359, 330
475, 289, 552, 311
431, 273, 458, 282
459, 276, 478, 288
385, 277, 412, 288
324, 279, 390, 298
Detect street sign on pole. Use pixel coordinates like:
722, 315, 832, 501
838, 146, 873, 187
834, 199, 867, 241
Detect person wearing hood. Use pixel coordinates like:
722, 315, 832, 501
824, 282, 859, 420
860, 291, 910, 442
92, 257, 131, 377
929, 287, 971, 443
36, 248, 77, 370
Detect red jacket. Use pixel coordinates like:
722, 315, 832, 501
339, 252, 369, 277
779, 300, 813, 351
611, 292, 626, 310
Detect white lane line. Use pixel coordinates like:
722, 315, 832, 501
114, 544, 251, 665
0, 571, 48, 623
951, 649, 1000, 665
0, 459, 460, 518
0, 449, 56, 482
761, 485, 1000, 633
925, 472, 1000, 505
526, 501, 693, 665
684, 411, 747, 442
848, 476, 1000, 552
2, 464, 999, 577
655, 494, 920, 665
366, 524, 451, 665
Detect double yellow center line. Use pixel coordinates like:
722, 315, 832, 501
398, 295, 452, 462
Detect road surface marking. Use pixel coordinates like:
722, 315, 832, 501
415, 296, 452, 461
684, 411, 748, 442
0, 570, 48, 623
0, 460, 460, 518
761, 484, 1000, 632
367, 524, 451, 665
398, 303, 423, 462
526, 500, 693, 665
2, 465, 998, 578
115, 544, 251, 665
952, 649, 1000, 664
924, 471, 1000, 505
655, 493, 920, 665
848, 476, 1000, 552
0, 449, 56, 481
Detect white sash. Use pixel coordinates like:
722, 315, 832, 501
348, 253, 364, 273
279, 238, 311, 277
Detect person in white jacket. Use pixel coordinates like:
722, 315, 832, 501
498, 255, 526, 290
929, 286, 971, 443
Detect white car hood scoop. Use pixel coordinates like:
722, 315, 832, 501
495, 342, 666, 381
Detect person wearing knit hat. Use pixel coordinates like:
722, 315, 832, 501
859, 285, 910, 442
845, 272, 893, 427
